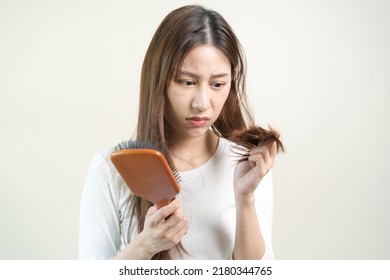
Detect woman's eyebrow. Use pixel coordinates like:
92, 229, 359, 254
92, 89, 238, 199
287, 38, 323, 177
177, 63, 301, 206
179, 70, 229, 79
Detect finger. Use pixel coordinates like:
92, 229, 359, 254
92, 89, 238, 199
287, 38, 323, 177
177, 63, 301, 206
248, 153, 262, 167
269, 141, 277, 159
250, 145, 264, 155
176, 220, 189, 239
146, 205, 157, 216
153, 200, 180, 223
168, 219, 189, 244
250, 144, 270, 156
171, 216, 188, 233
268, 122, 284, 147
250, 150, 261, 168
154, 213, 188, 246
268, 122, 280, 137
251, 146, 275, 177
262, 146, 271, 164
261, 144, 276, 171
163, 209, 184, 226
248, 154, 266, 178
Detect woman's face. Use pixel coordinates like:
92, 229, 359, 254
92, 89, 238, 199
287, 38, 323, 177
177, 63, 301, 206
165, 45, 231, 142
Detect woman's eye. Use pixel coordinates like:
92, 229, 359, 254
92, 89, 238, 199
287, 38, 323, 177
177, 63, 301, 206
211, 82, 225, 88
179, 80, 195, 86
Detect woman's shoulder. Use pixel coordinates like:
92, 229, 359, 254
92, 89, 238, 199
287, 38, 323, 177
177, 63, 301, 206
83, 146, 129, 203
88, 146, 117, 179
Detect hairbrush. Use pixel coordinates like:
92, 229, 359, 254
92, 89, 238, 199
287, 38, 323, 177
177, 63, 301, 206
111, 140, 181, 209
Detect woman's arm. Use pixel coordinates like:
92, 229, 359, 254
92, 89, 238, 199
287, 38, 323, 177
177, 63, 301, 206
233, 193, 265, 259
232, 124, 279, 259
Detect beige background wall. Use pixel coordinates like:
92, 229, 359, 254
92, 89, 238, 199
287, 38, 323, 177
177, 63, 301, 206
1, 0, 389, 259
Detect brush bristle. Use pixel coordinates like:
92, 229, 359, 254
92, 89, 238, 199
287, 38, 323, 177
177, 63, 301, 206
116, 140, 157, 151
115, 140, 182, 184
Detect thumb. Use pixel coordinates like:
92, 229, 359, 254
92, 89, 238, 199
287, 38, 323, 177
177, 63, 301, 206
146, 205, 158, 216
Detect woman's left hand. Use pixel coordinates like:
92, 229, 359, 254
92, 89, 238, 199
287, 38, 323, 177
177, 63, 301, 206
233, 123, 280, 198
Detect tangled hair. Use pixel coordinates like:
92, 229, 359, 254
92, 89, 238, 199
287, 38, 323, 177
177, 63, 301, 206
229, 125, 285, 161
129, 5, 284, 260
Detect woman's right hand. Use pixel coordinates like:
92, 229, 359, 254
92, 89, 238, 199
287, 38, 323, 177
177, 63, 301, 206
138, 199, 188, 257
113, 199, 188, 259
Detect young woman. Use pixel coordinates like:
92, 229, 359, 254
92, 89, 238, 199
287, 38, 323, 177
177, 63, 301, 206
79, 5, 282, 260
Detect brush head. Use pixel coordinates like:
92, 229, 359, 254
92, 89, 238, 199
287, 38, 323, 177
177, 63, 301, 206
115, 140, 181, 184
111, 140, 181, 208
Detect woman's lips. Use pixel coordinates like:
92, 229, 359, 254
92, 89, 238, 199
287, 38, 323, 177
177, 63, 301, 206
186, 117, 210, 127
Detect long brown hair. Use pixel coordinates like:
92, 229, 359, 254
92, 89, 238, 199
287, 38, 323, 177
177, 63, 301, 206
129, 5, 283, 260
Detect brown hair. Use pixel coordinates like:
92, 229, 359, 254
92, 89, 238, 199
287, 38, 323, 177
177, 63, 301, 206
129, 5, 283, 260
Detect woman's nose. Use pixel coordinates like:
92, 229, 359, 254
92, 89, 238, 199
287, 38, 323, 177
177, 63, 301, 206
192, 85, 210, 112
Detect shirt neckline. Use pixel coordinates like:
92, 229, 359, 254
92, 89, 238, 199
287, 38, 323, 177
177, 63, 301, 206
179, 137, 226, 176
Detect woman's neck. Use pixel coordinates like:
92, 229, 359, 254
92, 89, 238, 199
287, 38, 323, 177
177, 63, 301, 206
169, 130, 219, 172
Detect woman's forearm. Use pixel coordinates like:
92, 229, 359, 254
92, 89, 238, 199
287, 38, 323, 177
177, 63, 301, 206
112, 233, 154, 260
233, 194, 265, 260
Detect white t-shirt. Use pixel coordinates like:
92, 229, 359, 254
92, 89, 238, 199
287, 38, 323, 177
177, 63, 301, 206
79, 137, 274, 259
